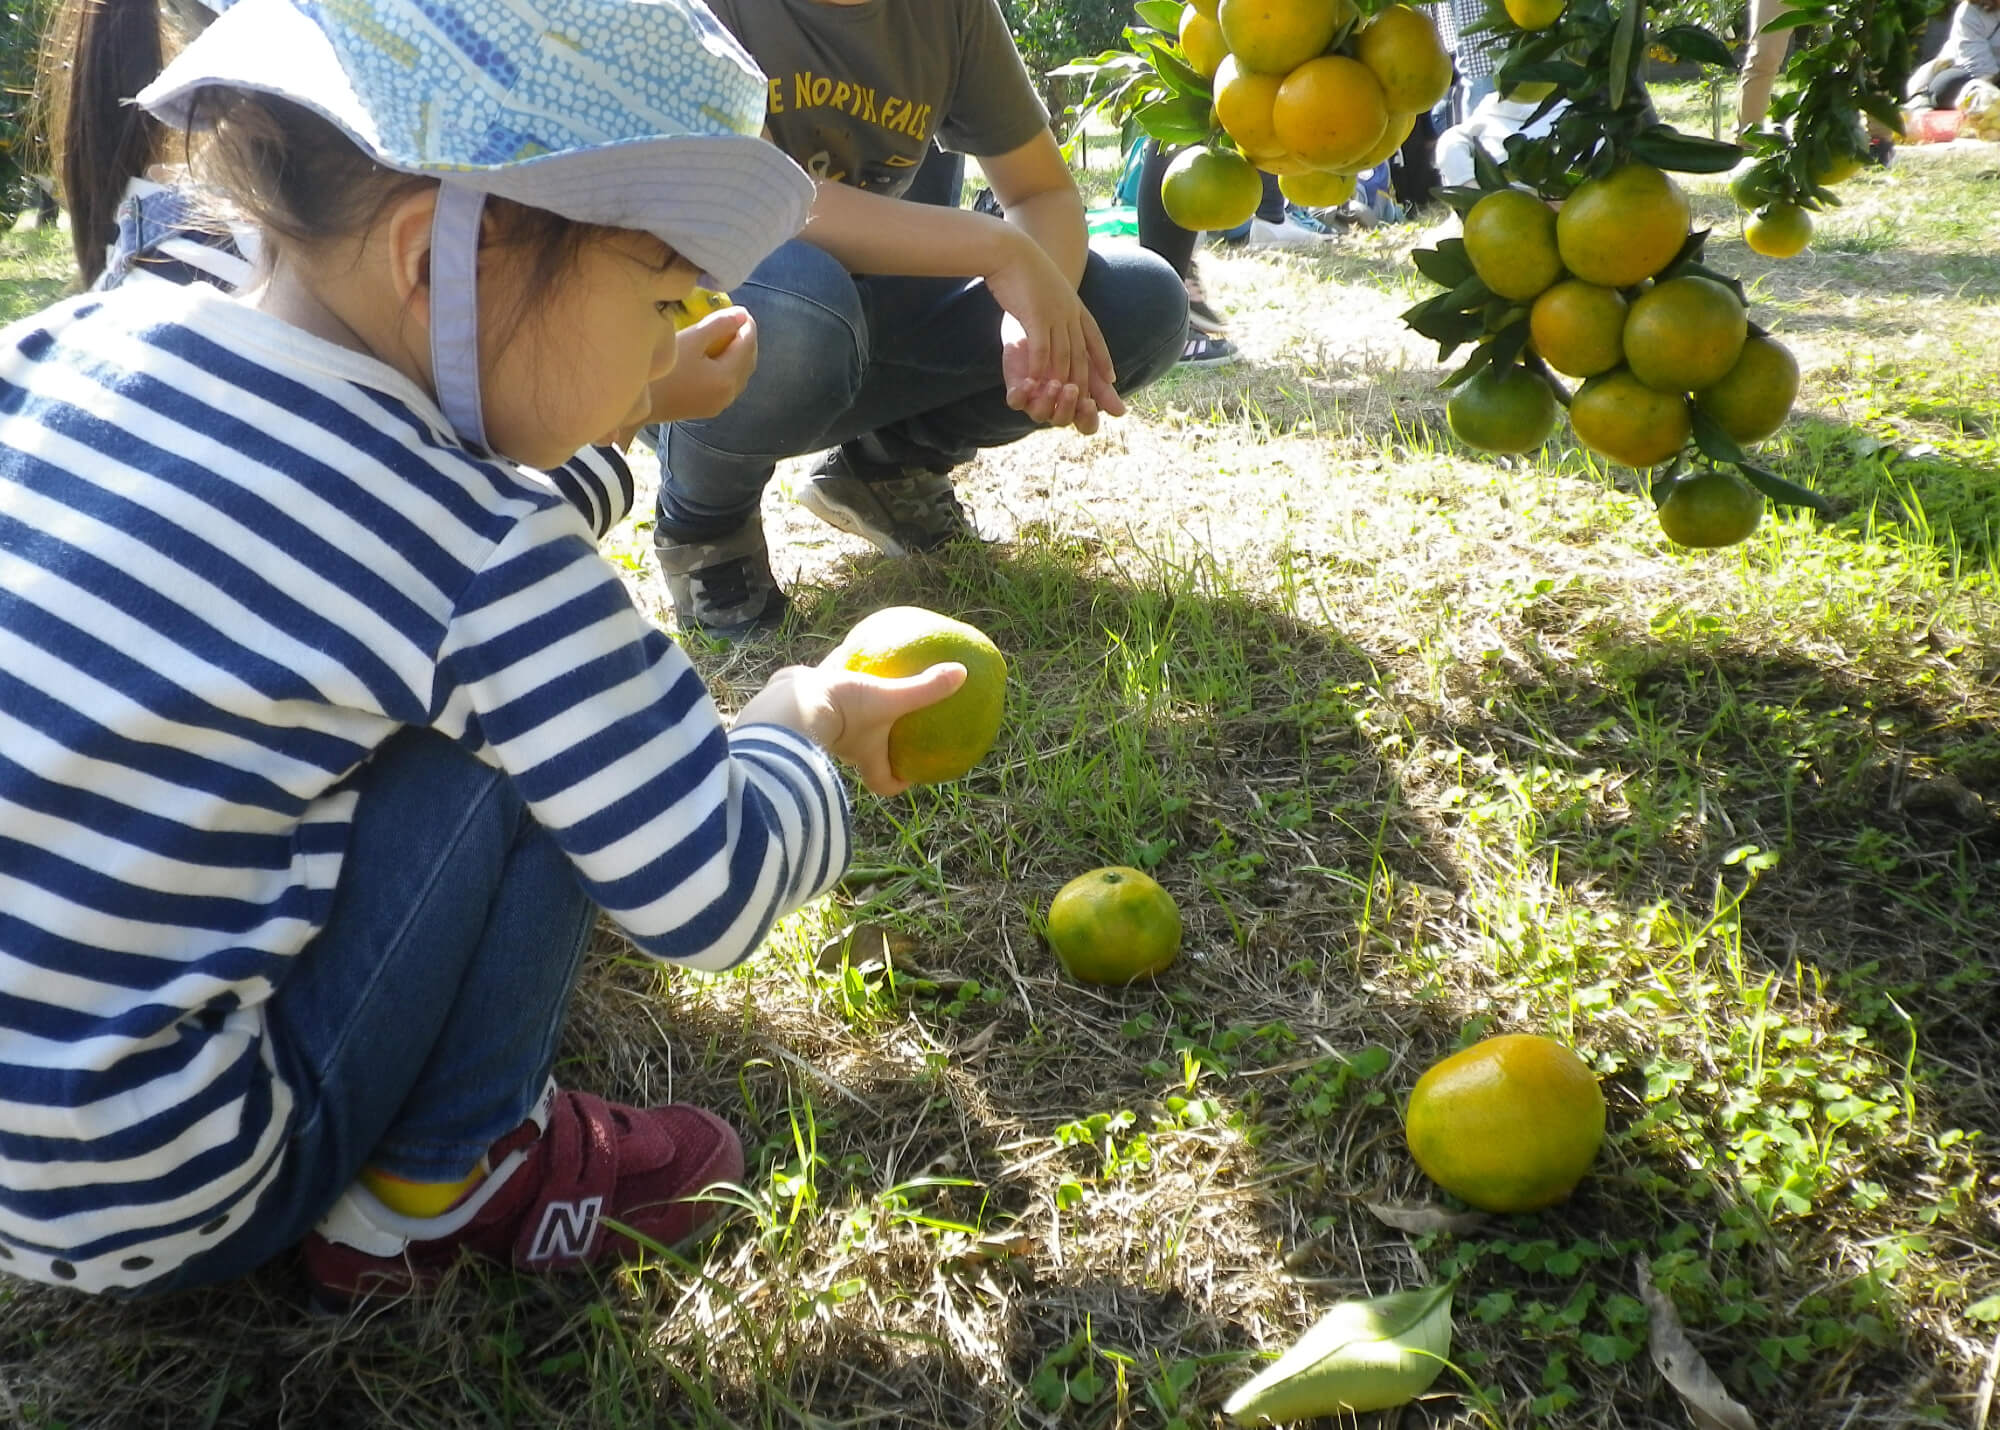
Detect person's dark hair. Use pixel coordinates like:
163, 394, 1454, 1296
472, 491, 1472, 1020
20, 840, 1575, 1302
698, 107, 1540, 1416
38, 0, 201, 283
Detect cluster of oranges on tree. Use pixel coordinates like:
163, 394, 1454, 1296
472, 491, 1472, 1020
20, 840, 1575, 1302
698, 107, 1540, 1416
1158, 0, 1453, 232
1395, 0, 1848, 550
1432, 159, 1801, 549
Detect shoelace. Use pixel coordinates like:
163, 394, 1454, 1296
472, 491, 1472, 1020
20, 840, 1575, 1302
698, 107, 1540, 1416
693, 556, 758, 609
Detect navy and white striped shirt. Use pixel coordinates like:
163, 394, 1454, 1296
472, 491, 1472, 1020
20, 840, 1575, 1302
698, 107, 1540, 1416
0, 280, 850, 1293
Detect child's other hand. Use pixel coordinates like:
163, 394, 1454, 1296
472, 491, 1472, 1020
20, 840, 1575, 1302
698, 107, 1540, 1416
734, 660, 967, 797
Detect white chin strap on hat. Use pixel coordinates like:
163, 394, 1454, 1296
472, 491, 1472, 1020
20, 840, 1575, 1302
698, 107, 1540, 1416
429, 184, 489, 454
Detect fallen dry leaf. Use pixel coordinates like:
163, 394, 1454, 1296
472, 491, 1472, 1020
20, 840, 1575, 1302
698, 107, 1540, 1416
1637, 1258, 1757, 1430
1364, 1200, 1490, 1236
814, 921, 919, 972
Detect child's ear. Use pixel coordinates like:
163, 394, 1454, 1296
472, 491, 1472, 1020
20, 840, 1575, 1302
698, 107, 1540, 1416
384, 185, 442, 327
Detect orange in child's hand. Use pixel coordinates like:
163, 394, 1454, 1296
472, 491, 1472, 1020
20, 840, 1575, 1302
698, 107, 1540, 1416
832, 607, 1006, 784
675, 287, 739, 357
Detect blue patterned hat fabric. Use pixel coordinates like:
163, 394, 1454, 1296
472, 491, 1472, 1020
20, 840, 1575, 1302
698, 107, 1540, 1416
137, 0, 812, 289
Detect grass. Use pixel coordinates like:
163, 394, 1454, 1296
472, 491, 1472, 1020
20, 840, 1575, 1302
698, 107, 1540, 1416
3, 121, 1999, 1428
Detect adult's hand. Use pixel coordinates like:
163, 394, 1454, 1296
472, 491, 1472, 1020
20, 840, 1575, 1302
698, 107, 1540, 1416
984, 239, 1124, 433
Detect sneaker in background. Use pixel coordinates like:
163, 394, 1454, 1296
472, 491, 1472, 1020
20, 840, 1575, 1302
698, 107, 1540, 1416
798, 448, 981, 557
1282, 203, 1336, 235
1243, 213, 1330, 250
1184, 259, 1227, 336
1177, 332, 1241, 367
653, 512, 790, 642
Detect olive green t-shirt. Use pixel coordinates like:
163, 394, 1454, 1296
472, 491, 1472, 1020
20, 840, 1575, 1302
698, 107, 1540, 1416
704, 0, 1051, 196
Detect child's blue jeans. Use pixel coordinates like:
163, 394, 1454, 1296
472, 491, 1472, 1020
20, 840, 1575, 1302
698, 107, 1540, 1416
653, 236, 1190, 539
140, 729, 594, 1294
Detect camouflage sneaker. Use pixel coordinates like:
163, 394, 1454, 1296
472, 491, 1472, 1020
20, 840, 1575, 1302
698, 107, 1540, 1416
653, 513, 789, 641
797, 449, 981, 557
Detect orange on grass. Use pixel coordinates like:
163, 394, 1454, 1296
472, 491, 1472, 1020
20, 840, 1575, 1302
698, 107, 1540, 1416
1354, 4, 1451, 113
1271, 54, 1391, 171
1217, 0, 1354, 74
1463, 188, 1562, 301
1694, 334, 1800, 446
1279, 167, 1357, 206
1160, 145, 1266, 233
1446, 363, 1559, 455
1213, 54, 1287, 158
1046, 867, 1183, 985
1178, 3, 1231, 79
1621, 274, 1748, 394
1502, 0, 1566, 28
1569, 369, 1693, 468
832, 606, 1006, 785
1555, 163, 1690, 289
1744, 202, 1813, 258
1528, 279, 1627, 378
1655, 469, 1765, 548
1404, 1033, 1606, 1213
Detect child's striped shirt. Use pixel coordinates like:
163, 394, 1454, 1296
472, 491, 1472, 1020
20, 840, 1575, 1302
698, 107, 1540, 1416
0, 280, 850, 1292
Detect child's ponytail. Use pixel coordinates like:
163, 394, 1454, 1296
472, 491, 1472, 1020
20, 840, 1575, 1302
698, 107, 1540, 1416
39, 0, 212, 285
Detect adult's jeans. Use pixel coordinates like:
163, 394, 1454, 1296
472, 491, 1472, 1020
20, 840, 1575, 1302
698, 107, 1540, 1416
141, 730, 594, 1294
654, 237, 1189, 540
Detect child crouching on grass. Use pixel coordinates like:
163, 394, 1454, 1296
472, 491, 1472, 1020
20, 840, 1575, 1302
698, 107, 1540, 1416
0, 0, 965, 1305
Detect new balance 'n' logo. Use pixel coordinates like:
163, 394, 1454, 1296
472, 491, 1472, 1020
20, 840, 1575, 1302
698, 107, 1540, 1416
527, 1196, 604, 1261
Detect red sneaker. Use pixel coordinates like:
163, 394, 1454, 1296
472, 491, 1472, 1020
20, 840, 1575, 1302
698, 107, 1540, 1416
302, 1085, 745, 1305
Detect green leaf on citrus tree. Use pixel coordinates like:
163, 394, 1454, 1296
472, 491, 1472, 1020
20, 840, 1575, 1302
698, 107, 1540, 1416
1410, 239, 1474, 289
1690, 409, 1747, 465
1737, 461, 1833, 515
1487, 318, 1531, 365
1132, 93, 1215, 146
1470, 144, 1508, 192
1607, 0, 1642, 110
1133, 0, 1182, 32
1222, 1281, 1455, 1424
1435, 184, 1488, 216
1440, 342, 1496, 391
1149, 42, 1214, 97
1627, 126, 1743, 173
1759, 6, 1834, 32
1652, 23, 1736, 68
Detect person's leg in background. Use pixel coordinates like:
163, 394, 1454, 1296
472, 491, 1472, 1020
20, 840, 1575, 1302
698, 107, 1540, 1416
1135, 139, 1237, 365
1245, 169, 1337, 247
1930, 64, 1975, 109
651, 237, 869, 637
1736, 0, 1793, 131
798, 242, 1189, 542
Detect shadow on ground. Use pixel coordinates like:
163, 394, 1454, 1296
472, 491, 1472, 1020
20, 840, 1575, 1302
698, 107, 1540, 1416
1, 543, 1993, 1428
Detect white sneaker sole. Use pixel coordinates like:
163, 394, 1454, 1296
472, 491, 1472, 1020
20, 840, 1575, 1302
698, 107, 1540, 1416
798, 481, 912, 558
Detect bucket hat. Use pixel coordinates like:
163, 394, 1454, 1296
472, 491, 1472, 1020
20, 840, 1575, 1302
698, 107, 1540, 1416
137, 0, 812, 452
